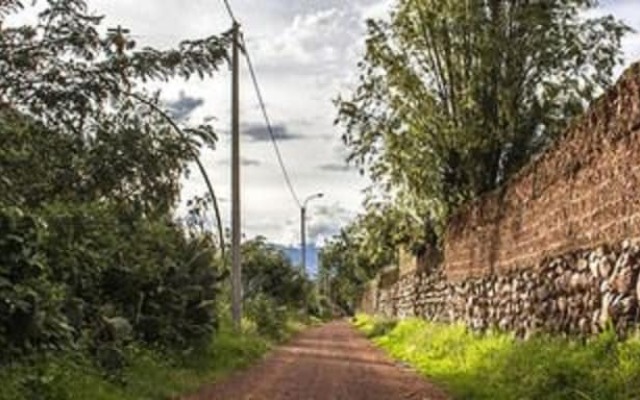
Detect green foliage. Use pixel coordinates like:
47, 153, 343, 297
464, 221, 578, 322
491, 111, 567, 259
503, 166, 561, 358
319, 229, 372, 314
1, 0, 227, 217
229, 237, 317, 334
337, 0, 631, 229
356, 316, 397, 339
240, 237, 313, 309
0, 202, 222, 362
330, 0, 632, 330
354, 315, 640, 400
0, 207, 71, 357
0, 0, 231, 369
0, 1, 321, 399
0, 0, 230, 138
0, 318, 279, 400
319, 201, 435, 313
245, 294, 289, 340
0, 103, 199, 215
218, 237, 318, 339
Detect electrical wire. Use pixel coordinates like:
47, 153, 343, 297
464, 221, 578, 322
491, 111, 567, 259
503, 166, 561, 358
240, 35, 302, 208
217, 0, 302, 209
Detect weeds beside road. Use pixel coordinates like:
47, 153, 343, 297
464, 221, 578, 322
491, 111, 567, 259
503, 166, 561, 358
354, 315, 640, 400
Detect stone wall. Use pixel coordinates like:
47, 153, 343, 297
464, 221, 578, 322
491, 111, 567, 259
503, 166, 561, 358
372, 242, 640, 336
362, 63, 640, 336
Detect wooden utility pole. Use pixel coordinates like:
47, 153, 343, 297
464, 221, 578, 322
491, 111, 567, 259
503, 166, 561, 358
231, 22, 242, 331
300, 206, 306, 273
300, 193, 323, 275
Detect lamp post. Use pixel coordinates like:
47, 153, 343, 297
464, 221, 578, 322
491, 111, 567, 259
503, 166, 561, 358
301, 193, 324, 274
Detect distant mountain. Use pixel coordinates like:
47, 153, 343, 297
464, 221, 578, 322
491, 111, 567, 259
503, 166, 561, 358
276, 244, 319, 277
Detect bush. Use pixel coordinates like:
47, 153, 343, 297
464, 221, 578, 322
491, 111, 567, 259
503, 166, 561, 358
0, 316, 279, 400
0, 207, 72, 358
245, 294, 289, 340
43, 202, 222, 350
0, 202, 223, 365
238, 237, 316, 338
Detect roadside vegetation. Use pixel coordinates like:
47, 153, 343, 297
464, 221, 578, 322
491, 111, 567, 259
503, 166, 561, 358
0, 315, 311, 400
354, 315, 640, 400
0, 2, 327, 399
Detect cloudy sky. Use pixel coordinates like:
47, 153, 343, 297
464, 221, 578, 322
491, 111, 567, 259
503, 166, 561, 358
85, 0, 640, 248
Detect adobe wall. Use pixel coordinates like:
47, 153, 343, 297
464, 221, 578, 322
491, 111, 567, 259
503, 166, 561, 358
445, 63, 640, 281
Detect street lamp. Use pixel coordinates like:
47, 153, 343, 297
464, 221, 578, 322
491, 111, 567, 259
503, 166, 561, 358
301, 192, 324, 273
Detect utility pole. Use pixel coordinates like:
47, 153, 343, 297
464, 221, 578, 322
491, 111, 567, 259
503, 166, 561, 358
300, 206, 306, 273
300, 193, 324, 274
231, 22, 242, 331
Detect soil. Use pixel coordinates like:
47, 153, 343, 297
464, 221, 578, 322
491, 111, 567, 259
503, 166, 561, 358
184, 320, 449, 400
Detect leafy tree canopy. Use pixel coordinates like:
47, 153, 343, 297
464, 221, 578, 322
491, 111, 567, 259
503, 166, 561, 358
0, 0, 229, 215
337, 0, 631, 229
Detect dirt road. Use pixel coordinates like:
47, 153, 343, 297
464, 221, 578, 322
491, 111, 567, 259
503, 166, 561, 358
185, 320, 449, 400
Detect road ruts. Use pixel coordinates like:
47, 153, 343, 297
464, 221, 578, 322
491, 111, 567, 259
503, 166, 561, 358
184, 320, 449, 400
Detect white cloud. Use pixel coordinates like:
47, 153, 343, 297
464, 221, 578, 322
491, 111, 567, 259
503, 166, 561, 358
255, 8, 342, 67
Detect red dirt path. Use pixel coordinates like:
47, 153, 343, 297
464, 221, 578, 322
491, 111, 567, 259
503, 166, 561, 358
184, 320, 449, 400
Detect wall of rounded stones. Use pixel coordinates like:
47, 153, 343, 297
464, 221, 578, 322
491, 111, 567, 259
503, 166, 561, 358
371, 240, 640, 337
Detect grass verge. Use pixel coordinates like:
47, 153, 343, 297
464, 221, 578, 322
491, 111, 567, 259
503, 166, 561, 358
354, 314, 640, 400
0, 316, 307, 400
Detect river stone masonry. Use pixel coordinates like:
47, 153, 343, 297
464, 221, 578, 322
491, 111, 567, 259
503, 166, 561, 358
374, 240, 640, 337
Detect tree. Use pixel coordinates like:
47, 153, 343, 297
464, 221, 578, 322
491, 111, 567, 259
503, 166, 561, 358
337, 0, 630, 227
240, 237, 311, 307
0, 0, 227, 218
235, 237, 314, 338
0, 109, 194, 215
0, 0, 229, 134
319, 228, 367, 314
318, 201, 425, 312
0, 0, 232, 362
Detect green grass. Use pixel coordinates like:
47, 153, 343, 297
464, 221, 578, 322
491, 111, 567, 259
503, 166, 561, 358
0, 317, 306, 400
354, 314, 640, 400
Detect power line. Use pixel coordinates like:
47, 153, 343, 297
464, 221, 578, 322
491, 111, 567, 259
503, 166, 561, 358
241, 35, 302, 209
216, 0, 302, 209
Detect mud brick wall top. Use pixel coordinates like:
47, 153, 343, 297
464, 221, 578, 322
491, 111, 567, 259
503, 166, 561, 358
444, 62, 640, 281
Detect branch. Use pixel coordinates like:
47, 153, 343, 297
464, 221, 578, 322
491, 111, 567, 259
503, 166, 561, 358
126, 92, 225, 259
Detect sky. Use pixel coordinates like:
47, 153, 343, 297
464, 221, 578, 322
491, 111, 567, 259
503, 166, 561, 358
40, 1, 640, 250
89, 0, 395, 249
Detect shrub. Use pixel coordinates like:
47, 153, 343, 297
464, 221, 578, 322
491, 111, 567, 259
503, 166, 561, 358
0, 202, 223, 365
245, 294, 288, 340
42, 202, 222, 350
0, 207, 72, 358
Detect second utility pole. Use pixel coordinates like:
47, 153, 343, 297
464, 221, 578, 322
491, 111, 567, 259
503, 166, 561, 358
231, 22, 242, 331
300, 206, 306, 273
